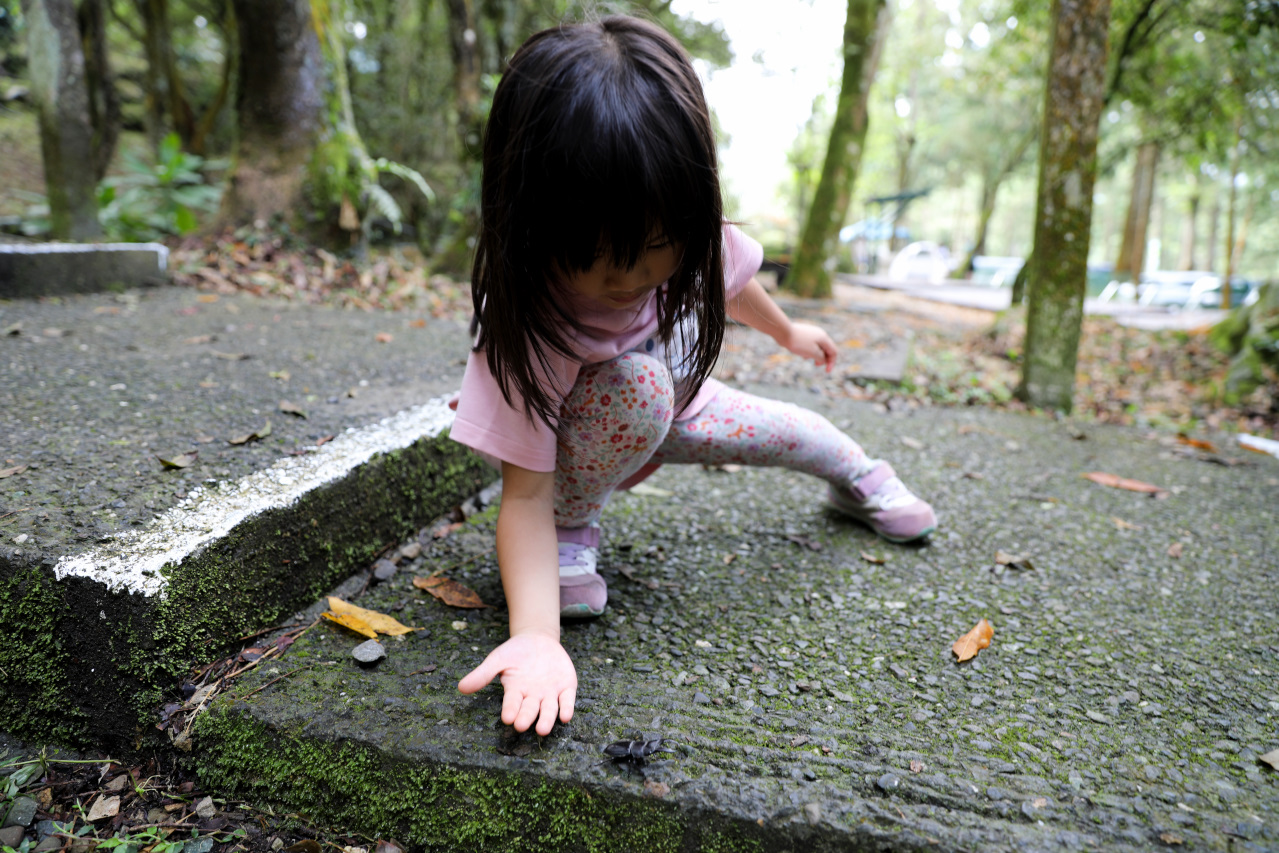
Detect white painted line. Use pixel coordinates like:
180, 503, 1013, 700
0, 242, 168, 271
54, 397, 457, 598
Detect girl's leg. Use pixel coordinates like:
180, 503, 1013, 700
650, 387, 936, 542
553, 352, 675, 616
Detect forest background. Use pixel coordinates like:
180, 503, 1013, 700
1, 0, 1277, 431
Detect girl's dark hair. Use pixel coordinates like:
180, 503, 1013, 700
471, 14, 725, 431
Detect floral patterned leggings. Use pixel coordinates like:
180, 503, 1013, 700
554, 351, 873, 532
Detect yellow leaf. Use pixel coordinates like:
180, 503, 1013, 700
320, 611, 377, 639
952, 618, 994, 663
327, 596, 416, 635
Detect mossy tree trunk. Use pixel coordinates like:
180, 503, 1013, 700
77, 0, 120, 181
20, 0, 102, 240
1016, 0, 1111, 412
219, 0, 325, 229
787, 0, 888, 299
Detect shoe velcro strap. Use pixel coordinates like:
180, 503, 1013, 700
849, 464, 896, 501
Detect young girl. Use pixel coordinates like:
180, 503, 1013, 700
454, 15, 935, 737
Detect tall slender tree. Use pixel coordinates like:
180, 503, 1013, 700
788, 0, 889, 299
219, 0, 325, 228
20, 0, 102, 239
1017, 0, 1112, 411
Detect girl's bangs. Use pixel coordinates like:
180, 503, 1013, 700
534, 85, 715, 275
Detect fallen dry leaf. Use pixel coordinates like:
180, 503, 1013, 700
1176, 433, 1218, 453
196, 294, 220, 303
994, 550, 1034, 570
1083, 471, 1168, 497
320, 611, 377, 639
327, 596, 417, 635
1167, 542, 1184, 558
0, 465, 28, 479
278, 400, 307, 418
900, 436, 924, 449
722, 553, 736, 565
183, 334, 215, 345
1112, 516, 1143, 531
86, 794, 120, 821
212, 350, 250, 361
412, 575, 489, 609
157, 451, 198, 469
859, 550, 885, 565
786, 534, 823, 551
909, 760, 924, 773
952, 619, 994, 663
375, 332, 394, 343
628, 483, 674, 497
269, 370, 291, 381
1259, 748, 1279, 770
228, 420, 272, 445
1159, 833, 1183, 846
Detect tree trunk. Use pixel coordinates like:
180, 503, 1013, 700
21, 0, 102, 239
77, 0, 120, 181
1176, 184, 1199, 271
219, 0, 325, 228
955, 126, 1036, 278
1222, 112, 1242, 310
1206, 191, 1220, 274
788, 0, 889, 299
1016, 0, 1111, 412
445, 0, 482, 155
1113, 140, 1158, 281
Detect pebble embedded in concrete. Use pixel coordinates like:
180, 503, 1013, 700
353, 640, 387, 665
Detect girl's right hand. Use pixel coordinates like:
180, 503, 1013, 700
457, 629, 577, 736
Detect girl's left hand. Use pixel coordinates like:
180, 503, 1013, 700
780, 322, 838, 373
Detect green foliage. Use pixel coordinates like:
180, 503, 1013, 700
97, 133, 223, 241
1209, 281, 1279, 402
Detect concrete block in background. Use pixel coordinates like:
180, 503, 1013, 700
0, 243, 169, 298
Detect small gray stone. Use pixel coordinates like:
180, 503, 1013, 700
803, 802, 822, 824
877, 773, 900, 792
2, 797, 37, 828
372, 558, 398, 581
0, 825, 26, 848
33, 837, 61, 853
987, 787, 1005, 801
194, 796, 217, 819
353, 639, 387, 664
693, 692, 711, 705
1086, 710, 1110, 724
1143, 765, 1160, 781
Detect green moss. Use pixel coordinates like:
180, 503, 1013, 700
0, 560, 90, 744
195, 707, 767, 853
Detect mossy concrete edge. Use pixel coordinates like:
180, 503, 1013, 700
0, 433, 493, 750
194, 703, 939, 853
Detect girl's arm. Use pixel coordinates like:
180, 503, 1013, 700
457, 461, 577, 736
727, 276, 838, 372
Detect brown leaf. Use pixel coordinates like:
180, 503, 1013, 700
722, 553, 736, 565
87, 794, 120, 821
196, 294, 220, 303
909, 760, 924, 773
785, 534, 823, 551
952, 618, 994, 663
1167, 542, 1184, 558
642, 779, 670, 798
1083, 471, 1168, 497
859, 550, 885, 565
157, 452, 198, 469
994, 550, 1034, 570
1111, 516, 1143, 531
412, 575, 489, 609
228, 420, 272, 445
278, 400, 307, 418
1159, 833, 1183, 846
212, 350, 250, 361
375, 332, 394, 343
0, 465, 28, 479
183, 334, 215, 345
1176, 433, 1218, 453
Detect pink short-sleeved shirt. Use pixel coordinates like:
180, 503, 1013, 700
450, 224, 763, 472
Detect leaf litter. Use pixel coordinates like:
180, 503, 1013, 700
953, 619, 994, 663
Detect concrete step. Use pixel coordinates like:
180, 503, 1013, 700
0, 286, 492, 747
194, 388, 1279, 851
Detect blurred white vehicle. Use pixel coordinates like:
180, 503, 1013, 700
888, 241, 951, 283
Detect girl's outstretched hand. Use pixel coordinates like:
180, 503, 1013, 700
458, 629, 577, 736
781, 321, 838, 373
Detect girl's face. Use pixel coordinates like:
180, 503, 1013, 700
561, 237, 682, 309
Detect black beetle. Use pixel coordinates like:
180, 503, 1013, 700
602, 737, 670, 766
